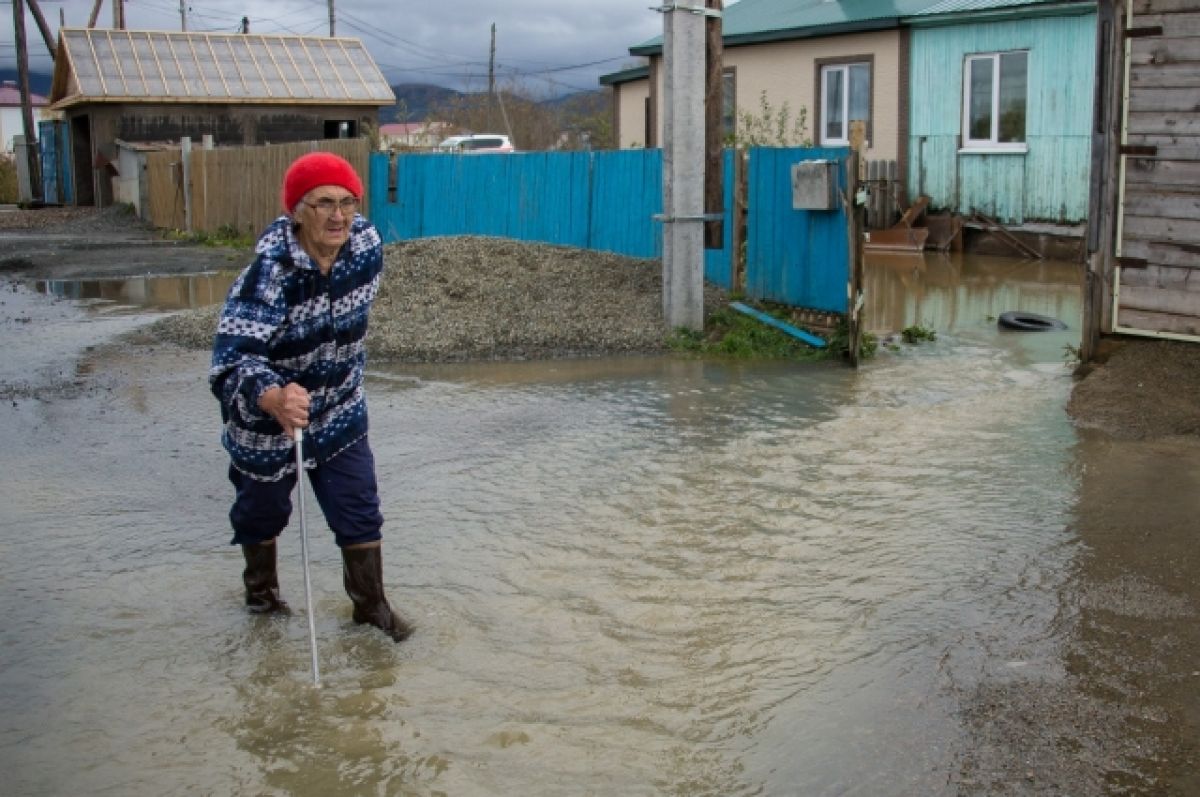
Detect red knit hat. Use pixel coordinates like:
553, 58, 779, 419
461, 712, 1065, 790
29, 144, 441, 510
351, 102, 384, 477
281, 152, 364, 212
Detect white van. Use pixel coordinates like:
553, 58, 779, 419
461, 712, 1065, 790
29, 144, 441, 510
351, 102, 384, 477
436, 134, 515, 154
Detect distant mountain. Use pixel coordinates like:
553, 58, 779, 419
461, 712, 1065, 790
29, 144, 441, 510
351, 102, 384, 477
0, 70, 53, 98
384, 83, 464, 123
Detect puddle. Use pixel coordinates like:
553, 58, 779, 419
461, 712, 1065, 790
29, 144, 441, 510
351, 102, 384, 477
33, 272, 237, 313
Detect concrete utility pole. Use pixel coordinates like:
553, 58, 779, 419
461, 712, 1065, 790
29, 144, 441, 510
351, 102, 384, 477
180, 0, 187, 31
112, 0, 124, 29
328, 0, 335, 36
659, 0, 711, 332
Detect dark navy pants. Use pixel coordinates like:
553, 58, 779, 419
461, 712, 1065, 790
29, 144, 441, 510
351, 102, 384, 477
228, 436, 384, 549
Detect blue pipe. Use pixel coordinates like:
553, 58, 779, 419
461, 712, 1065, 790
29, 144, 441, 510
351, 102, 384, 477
729, 302, 827, 348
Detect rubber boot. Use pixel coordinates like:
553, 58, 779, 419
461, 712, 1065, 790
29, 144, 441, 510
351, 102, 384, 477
341, 545, 414, 642
242, 540, 290, 614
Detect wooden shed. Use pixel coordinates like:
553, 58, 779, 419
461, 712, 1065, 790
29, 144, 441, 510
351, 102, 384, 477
47, 28, 395, 207
1085, 0, 1200, 356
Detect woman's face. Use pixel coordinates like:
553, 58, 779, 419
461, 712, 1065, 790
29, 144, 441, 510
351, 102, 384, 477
294, 185, 358, 260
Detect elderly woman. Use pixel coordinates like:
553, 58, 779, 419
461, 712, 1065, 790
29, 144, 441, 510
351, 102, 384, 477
210, 151, 411, 642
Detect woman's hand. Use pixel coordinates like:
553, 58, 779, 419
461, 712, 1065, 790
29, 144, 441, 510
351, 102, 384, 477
258, 383, 311, 437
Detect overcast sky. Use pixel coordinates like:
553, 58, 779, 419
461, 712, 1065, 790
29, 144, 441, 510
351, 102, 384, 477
5, 0, 670, 94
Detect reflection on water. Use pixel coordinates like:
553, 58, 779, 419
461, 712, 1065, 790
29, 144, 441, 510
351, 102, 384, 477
864, 251, 1083, 338
35, 272, 238, 312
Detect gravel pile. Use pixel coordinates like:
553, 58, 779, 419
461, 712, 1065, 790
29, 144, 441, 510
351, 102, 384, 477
147, 235, 728, 362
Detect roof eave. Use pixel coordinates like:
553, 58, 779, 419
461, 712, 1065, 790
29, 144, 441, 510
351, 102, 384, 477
51, 96, 393, 111
629, 18, 899, 57
906, 0, 1096, 26
599, 65, 650, 86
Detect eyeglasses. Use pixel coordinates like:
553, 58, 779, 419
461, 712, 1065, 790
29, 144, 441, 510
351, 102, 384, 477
302, 196, 359, 216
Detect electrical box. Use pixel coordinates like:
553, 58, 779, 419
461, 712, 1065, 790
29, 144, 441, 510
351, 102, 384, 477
791, 160, 837, 211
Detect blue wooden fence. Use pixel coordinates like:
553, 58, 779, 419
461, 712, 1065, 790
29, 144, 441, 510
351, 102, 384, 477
746, 147, 849, 313
368, 146, 848, 313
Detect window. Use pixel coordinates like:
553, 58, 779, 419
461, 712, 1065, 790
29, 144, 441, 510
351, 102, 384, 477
820, 62, 870, 146
962, 51, 1027, 151
324, 120, 357, 139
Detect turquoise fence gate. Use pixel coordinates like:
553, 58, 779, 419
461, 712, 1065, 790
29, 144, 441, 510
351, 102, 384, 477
744, 147, 850, 314
368, 146, 848, 314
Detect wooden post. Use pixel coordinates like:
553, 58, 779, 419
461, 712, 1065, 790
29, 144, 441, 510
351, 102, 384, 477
181, 136, 192, 232
24, 0, 56, 61
846, 120, 867, 367
704, 0, 724, 250
13, 0, 42, 203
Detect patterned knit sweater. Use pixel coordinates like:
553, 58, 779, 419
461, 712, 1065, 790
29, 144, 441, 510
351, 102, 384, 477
210, 215, 383, 481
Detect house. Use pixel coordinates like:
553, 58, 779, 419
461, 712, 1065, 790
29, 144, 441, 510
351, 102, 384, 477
604, 0, 1098, 236
378, 121, 450, 150
46, 28, 395, 206
0, 80, 49, 153
1083, 0, 1200, 352
906, 0, 1098, 230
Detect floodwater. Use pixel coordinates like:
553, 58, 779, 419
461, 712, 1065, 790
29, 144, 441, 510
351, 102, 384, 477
2, 252, 1198, 795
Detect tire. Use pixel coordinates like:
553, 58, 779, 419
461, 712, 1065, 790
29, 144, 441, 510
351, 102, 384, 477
997, 311, 1067, 331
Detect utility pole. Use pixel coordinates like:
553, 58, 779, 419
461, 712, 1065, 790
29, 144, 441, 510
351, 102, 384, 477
328, 0, 335, 36
12, 0, 42, 202
704, 0, 724, 250
488, 23, 496, 131
658, 0, 709, 332
113, 0, 124, 29
24, 0, 56, 61
180, 0, 187, 31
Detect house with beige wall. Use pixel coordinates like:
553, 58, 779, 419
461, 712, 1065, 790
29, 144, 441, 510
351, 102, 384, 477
604, 0, 1100, 233
603, 0, 921, 170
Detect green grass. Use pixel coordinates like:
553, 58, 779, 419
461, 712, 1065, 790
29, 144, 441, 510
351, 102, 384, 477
900, 324, 937, 344
163, 223, 254, 249
669, 302, 876, 363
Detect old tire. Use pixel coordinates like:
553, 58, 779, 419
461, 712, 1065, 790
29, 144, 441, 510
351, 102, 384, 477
998, 311, 1067, 331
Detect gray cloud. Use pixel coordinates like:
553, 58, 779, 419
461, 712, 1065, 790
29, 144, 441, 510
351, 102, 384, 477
7, 0, 662, 94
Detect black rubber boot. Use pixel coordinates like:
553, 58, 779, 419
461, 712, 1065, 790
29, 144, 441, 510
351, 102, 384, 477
241, 541, 290, 614
341, 545, 414, 642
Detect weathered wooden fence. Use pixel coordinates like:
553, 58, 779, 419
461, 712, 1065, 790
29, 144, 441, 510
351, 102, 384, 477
864, 159, 902, 230
144, 138, 370, 237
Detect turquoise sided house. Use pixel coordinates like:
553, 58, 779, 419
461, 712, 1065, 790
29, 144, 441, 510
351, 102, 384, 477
604, 0, 1099, 229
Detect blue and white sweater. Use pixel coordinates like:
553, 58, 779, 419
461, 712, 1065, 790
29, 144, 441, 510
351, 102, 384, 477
210, 215, 383, 481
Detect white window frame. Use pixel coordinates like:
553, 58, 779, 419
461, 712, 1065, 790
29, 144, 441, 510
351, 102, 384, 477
960, 50, 1029, 154
819, 62, 870, 147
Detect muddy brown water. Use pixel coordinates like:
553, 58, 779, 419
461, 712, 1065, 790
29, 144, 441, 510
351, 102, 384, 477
2, 252, 1198, 795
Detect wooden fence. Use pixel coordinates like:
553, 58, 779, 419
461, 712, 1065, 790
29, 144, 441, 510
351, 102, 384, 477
144, 138, 370, 237
864, 159, 902, 230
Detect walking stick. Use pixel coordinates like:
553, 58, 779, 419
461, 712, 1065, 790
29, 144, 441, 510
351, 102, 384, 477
294, 427, 321, 687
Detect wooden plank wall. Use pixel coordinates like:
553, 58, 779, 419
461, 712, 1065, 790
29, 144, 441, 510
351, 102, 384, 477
144, 138, 370, 238
1117, 0, 1200, 337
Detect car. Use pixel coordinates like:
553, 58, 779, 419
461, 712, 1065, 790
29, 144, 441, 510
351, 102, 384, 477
436, 134, 515, 154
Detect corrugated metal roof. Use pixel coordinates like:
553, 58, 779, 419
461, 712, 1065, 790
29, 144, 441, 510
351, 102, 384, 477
913, 0, 1063, 14
50, 28, 395, 109
631, 0, 1090, 53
